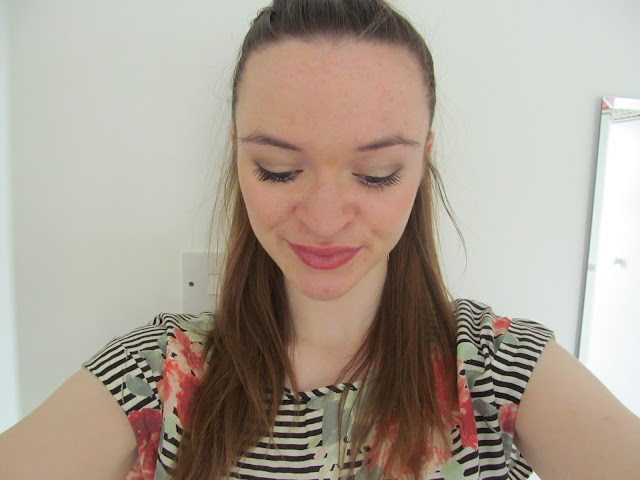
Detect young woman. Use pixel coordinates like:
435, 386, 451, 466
1, 1, 639, 479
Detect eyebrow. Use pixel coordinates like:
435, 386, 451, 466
238, 131, 421, 152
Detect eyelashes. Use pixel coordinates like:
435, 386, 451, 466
360, 172, 402, 190
252, 165, 403, 191
253, 166, 300, 184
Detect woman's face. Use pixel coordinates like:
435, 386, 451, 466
234, 39, 432, 302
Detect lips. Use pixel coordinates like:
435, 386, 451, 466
288, 242, 360, 270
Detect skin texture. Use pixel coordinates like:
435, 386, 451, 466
234, 39, 433, 361
514, 339, 640, 478
0, 368, 137, 480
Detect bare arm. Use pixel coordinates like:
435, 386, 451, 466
0, 368, 138, 480
514, 340, 640, 479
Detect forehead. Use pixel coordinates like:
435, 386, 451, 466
235, 39, 430, 149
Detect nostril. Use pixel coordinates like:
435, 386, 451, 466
295, 215, 355, 240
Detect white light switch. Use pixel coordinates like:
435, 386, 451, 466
181, 251, 224, 314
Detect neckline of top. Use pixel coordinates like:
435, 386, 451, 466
283, 380, 363, 401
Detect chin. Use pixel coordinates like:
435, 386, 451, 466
289, 275, 356, 302
303, 289, 349, 302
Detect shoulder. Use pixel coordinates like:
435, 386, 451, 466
85, 310, 216, 358
452, 298, 555, 392
81, 311, 215, 415
449, 299, 556, 474
453, 298, 555, 354
80, 311, 216, 478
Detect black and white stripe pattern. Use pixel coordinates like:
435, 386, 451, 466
82, 299, 555, 479
82, 321, 168, 414
232, 386, 365, 479
454, 299, 555, 479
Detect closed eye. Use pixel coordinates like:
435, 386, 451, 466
356, 171, 403, 191
253, 165, 301, 183
253, 164, 403, 191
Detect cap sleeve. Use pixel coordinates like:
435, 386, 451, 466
81, 312, 213, 479
81, 320, 169, 417
454, 298, 556, 477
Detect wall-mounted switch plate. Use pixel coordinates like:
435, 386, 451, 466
181, 251, 223, 314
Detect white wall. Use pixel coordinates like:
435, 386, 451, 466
7, 0, 640, 421
400, 0, 640, 353
0, 0, 20, 432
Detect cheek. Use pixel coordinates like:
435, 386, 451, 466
240, 180, 293, 231
365, 186, 418, 238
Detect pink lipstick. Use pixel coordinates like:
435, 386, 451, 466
289, 242, 360, 270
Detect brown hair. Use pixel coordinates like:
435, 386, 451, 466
172, 1, 460, 478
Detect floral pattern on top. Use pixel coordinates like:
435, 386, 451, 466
82, 299, 555, 480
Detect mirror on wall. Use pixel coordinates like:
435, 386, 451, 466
579, 96, 640, 417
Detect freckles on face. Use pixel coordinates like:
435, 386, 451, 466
366, 180, 419, 245
233, 39, 429, 300
236, 39, 430, 152
238, 165, 294, 234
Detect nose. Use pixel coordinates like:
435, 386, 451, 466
294, 173, 356, 239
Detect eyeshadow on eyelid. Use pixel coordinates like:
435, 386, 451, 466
358, 164, 403, 175
251, 158, 295, 170
252, 154, 405, 171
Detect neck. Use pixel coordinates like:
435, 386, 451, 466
285, 260, 387, 351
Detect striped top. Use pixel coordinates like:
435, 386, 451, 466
82, 299, 555, 479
